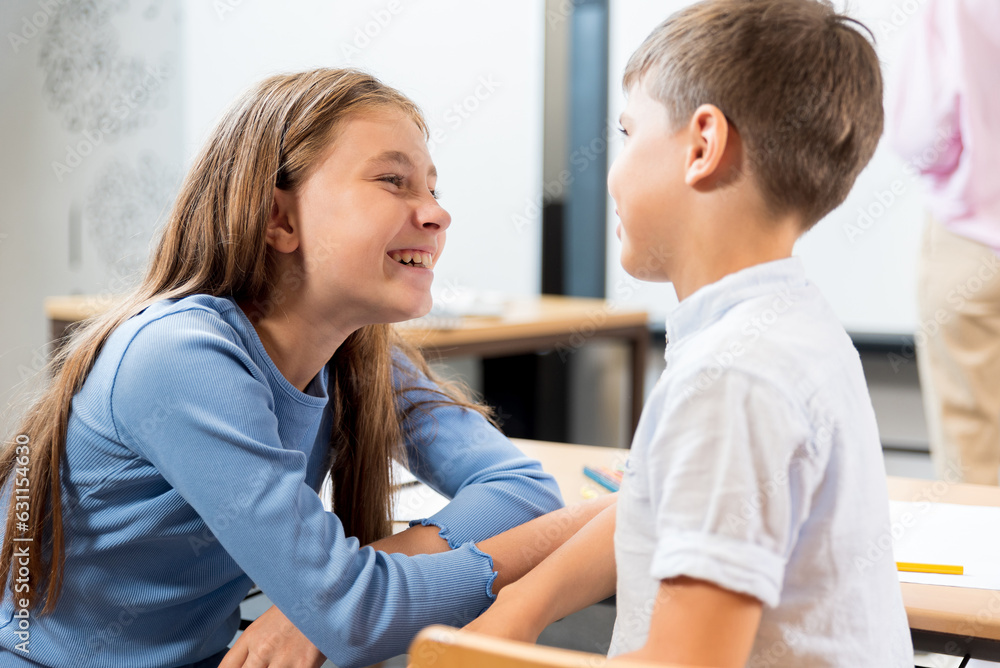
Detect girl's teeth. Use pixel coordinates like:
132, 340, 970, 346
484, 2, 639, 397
390, 250, 433, 267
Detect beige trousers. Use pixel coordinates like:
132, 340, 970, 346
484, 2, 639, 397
916, 216, 1000, 485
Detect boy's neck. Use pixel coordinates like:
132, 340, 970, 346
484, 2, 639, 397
670, 214, 802, 302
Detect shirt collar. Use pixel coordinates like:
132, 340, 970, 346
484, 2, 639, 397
664, 257, 808, 354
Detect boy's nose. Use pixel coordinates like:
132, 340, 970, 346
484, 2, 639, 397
607, 165, 619, 203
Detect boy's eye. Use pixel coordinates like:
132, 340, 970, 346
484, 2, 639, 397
617, 124, 628, 137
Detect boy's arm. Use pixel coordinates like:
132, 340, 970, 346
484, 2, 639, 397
465, 502, 617, 642
615, 577, 763, 667
475, 493, 616, 594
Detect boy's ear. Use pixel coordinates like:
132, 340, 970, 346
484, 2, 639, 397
683, 104, 736, 189
267, 186, 300, 254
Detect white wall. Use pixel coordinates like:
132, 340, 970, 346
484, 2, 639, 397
0, 1, 545, 436
606, 0, 927, 336
180, 0, 545, 299
0, 0, 184, 436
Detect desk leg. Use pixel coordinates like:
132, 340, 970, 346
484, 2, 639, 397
912, 629, 1000, 662
628, 328, 648, 441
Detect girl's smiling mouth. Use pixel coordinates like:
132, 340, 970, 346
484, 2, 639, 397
388, 249, 434, 269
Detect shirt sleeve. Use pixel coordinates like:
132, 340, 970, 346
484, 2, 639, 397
109, 308, 499, 668
885, 0, 963, 175
643, 369, 825, 608
393, 354, 564, 547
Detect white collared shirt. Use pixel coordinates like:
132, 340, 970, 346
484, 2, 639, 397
610, 258, 912, 666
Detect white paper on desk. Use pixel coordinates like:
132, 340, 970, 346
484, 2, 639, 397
392, 459, 418, 486
319, 465, 449, 521
389, 461, 453, 521
392, 483, 450, 522
890, 500, 1000, 590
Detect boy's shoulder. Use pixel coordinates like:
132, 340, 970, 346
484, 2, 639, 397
664, 275, 864, 413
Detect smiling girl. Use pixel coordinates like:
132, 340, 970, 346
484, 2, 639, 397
0, 69, 610, 668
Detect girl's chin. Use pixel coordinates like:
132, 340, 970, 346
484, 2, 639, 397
388, 300, 434, 324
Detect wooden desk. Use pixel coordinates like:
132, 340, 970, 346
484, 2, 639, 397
888, 476, 1000, 661
512, 440, 1000, 662
512, 438, 624, 503
45, 294, 650, 435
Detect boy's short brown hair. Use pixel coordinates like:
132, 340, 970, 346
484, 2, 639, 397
624, 0, 883, 228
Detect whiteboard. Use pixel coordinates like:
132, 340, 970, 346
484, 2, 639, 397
180, 1, 544, 298
606, 1, 926, 336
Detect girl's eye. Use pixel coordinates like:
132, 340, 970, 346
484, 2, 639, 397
378, 174, 440, 200
378, 174, 404, 188
617, 125, 628, 137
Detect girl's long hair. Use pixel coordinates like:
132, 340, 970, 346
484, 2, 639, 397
0, 68, 490, 613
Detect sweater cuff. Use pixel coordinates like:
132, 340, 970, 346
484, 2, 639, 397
406, 518, 503, 607
466, 542, 500, 612
407, 483, 561, 547
409, 516, 464, 550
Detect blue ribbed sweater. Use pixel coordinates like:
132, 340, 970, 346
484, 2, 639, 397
0, 295, 563, 667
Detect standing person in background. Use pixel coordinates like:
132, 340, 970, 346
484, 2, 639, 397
888, 0, 1000, 486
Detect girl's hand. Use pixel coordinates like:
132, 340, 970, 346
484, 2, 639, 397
219, 605, 326, 668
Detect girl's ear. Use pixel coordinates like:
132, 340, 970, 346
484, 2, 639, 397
267, 186, 300, 254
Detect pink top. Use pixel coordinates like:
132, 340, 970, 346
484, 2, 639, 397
886, 0, 1000, 252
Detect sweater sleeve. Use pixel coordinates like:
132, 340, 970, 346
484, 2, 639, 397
392, 354, 564, 547
110, 308, 498, 667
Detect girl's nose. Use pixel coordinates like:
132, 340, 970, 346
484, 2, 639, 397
419, 199, 451, 231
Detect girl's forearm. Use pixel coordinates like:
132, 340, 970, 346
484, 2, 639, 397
368, 523, 451, 556
476, 493, 616, 594
369, 492, 616, 613
368, 493, 615, 568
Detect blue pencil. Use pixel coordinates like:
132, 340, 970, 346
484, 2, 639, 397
583, 466, 620, 492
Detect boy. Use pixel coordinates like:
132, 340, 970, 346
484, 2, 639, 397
466, 0, 913, 665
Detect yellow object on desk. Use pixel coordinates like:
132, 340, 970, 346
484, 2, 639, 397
897, 561, 965, 576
